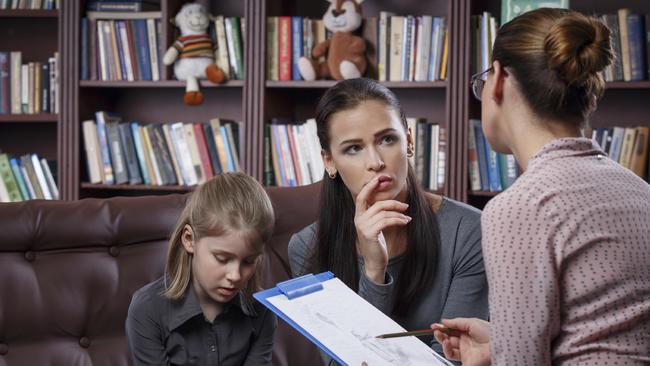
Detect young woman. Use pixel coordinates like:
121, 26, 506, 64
288, 78, 489, 360
433, 8, 650, 365
126, 172, 277, 365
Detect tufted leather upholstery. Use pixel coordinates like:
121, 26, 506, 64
0, 183, 322, 366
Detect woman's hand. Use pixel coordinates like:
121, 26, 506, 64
354, 176, 410, 284
432, 318, 491, 366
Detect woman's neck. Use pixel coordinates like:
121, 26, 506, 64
506, 111, 582, 171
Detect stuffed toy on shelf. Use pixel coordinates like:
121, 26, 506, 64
297, 0, 367, 81
163, 2, 227, 106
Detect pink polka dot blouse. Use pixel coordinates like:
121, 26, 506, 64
482, 137, 650, 365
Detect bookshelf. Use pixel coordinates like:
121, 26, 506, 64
3, 0, 647, 206
0, 8, 60, 198
261, 0, 456, 195
461, 0, 650, 208
61, 0, 248, 199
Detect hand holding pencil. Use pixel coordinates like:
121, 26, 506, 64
432, 318, 492, 366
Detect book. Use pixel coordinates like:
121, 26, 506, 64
10, 52, 21, 114
192, 123, 214, 181
184, 123, 206, 184
214, 15, 231, 80
619, 127, 638, 168
0, 154, 23, 202
170, 122, 197, 186
618, 8, 632, 82
626, 13, 647, 81
118, 122, 143, 184
202, 123, 223, 175
95, 111, 115, 184
161, 123, 184, 185
30, 154, 52, 199
40, 158, 59, 200
82, 119, 103, 183
9, 158, 30, 200
130, 122, 150, 185
106, 121, 128, 184
501, 0, 569, 24
278, 16, 292, 81
291, 16, 303, 80
141, 125, 161, 185
629, 127, 649, 178
254, 272, 453, 366
0, 52, 8, 114
266, 17, 279, 81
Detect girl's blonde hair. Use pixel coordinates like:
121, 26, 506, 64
163, 172, 275, 301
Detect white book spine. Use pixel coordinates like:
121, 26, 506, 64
31, 154, 52, 199
40, 158, 59, 200
146, 18, 160, 81
10, 52, 22, 114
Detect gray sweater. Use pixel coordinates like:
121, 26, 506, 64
288, 197, 489, 358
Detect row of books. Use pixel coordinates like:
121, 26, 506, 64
590, 126, 650, 180
409, 118, 446, 191
377, 13, 448, 82
468, 119, 519, 193
81, 13, 163, 81
0, 52, 59, 115
209, 16, 245, 81
264, 119, 324, 187
82, 112, 241, 187
0, 0, 58, 9
0, 153, 59, 202
262, 117, 447, 190
265, 14, 449, 83
266, 17, 327, 81
600, 10, 650, 82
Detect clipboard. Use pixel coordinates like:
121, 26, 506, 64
254, 272, 453, 366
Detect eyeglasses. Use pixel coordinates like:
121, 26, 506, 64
470, 67, 493, 101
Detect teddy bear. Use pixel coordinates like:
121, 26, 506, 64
297, 0, 367, 81
162, 2, 227, 106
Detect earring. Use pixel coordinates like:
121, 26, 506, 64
406, 145, 414, 157
329, 171, 337, 179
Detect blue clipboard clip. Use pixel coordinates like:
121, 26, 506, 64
277, 273, 330, 299
254, 271, 343, 364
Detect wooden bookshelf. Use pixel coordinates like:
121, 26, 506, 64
0, 114, 58, 122
0, 10, 58, 18
458, 0, 650, 208
79, 80, 245, 88
3, 0, 647, 207
81, 183, 193, 192
0, 7, 60, 195
266, 80, 448, 89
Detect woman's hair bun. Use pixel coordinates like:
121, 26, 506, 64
544, 13, 613, 86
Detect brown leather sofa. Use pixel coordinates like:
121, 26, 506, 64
0, 183, 322, 366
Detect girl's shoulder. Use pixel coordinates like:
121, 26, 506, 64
130, 277, 169, 310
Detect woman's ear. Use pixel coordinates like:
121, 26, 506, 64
490, 60, 507, 104
321, 149, 337, 177
181, 224, 195, 254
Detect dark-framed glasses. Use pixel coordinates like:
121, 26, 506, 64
470, 67, 493, 101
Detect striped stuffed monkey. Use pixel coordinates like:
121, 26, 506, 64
163, 3, 226, 106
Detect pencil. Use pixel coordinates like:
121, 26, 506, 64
375, 328, 455, 339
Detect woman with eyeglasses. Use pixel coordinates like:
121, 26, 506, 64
431, 7, 650, 366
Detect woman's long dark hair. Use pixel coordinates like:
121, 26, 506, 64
312, 78, 440, 315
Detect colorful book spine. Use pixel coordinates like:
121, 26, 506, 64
291, 16, 303, 80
